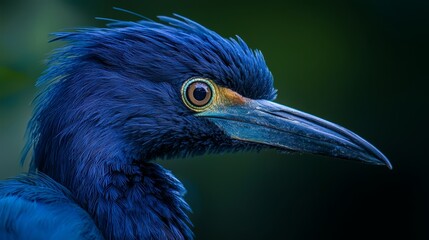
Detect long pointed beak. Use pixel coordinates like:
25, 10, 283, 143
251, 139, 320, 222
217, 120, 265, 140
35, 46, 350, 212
198, 99, 391, 169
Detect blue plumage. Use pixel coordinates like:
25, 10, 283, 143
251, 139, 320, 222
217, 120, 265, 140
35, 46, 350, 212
1, 12, 391, 240
0, 173, 102, 239
20, 15, 274, 240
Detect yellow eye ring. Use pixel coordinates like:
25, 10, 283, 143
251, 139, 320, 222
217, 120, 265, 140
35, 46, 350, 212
181, 78, 216, 112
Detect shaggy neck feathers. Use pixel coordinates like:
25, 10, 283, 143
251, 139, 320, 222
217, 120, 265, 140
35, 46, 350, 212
30, 111, 192, 239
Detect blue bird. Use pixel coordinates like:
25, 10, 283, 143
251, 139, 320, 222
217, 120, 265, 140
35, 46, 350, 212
0, 13, 391, 240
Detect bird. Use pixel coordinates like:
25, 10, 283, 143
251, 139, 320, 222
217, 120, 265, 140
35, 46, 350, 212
0, 11, 391, 240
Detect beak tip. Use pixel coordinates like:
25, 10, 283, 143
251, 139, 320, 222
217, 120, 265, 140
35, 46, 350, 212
374, 154, 392, 170
375, 152, 393, 170
384, 159, 393, 170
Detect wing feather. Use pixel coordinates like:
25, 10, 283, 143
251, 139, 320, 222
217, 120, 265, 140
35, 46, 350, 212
0, 173, 103, 240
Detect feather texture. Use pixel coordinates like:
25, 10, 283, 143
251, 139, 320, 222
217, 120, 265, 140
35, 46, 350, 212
2, 14, 275, 240
0, 173, 102, 240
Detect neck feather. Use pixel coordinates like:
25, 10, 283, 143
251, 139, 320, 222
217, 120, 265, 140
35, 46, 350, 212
29, 119, 193, 239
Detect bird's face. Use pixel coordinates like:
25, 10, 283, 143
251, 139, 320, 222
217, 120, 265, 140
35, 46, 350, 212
45, 16, 389, 168
175, 77, 391, 168
97, 17, 391, 168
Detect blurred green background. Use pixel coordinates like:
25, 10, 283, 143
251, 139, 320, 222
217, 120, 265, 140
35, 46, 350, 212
0, 0, 427, 239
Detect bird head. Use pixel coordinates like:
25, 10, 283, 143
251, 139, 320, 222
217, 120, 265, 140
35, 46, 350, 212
26, 15, 391, 176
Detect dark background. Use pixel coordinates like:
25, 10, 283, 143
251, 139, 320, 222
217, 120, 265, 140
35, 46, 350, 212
0, 0, 427, 239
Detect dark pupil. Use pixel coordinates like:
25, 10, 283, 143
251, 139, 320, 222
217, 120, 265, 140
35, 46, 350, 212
193, 83, 208, 101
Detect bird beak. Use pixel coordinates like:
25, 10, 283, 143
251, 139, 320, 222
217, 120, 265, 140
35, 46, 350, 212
197, 99, 392, 169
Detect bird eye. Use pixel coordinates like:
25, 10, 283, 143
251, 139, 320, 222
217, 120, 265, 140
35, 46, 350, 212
181, 78, 215, 111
